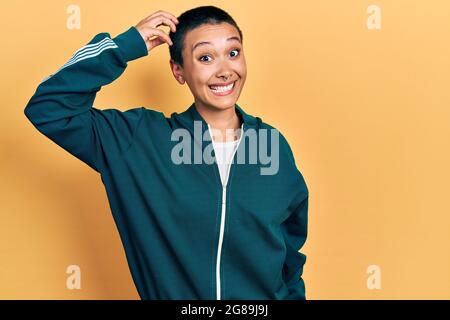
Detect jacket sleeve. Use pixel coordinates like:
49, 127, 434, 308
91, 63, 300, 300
280, 134, 309, 300
24, 26, 149, 173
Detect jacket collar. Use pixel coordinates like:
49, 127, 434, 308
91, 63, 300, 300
181, 102, 257, 133
173, 102, 259, 164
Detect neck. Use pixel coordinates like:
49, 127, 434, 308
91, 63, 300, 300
195, 102, 242, 142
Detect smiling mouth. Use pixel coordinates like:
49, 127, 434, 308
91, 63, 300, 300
208, 81, 237, 96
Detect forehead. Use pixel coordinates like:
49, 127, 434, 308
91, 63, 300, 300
184, 23, 241, 53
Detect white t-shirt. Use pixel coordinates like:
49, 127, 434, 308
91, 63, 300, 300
212, 138, 240, 186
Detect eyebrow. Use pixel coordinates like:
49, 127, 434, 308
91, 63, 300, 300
192, 36, 241, 53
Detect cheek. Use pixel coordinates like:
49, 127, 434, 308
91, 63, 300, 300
191, 66, 212, 86
238, 69, 247, 84
236, 60, 247, 77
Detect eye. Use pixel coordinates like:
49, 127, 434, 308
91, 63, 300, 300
230, 48, 241, 57
199, 55, 212, 62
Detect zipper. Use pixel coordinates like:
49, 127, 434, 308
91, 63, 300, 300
208, 123, 244, 300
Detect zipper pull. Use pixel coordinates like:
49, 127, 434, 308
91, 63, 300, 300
222, 186, 227, 205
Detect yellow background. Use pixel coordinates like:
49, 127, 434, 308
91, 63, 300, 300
1, 0, 449, 299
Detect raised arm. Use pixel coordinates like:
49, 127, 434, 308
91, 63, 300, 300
24, 11, 179, 173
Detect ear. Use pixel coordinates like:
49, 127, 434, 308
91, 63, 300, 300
169, 59, 185, 84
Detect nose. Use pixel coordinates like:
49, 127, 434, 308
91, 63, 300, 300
215, 60, 234, 82
216, 72, 233, 83
220, 73, 231, 81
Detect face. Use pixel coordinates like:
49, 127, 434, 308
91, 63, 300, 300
170, 22, 247, 112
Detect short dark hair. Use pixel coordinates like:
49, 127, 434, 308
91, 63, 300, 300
169, 6, 243, 68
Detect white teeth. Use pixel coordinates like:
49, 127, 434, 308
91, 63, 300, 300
209, 82, 234, 93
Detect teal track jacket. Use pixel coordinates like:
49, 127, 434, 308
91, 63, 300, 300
24, 26, 309, 300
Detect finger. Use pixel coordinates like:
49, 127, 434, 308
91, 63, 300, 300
149, 28, 173, 46
150, 15, 177, 33
149, 36, 165, 49
149, 10, 179, 25
153, 10, 179, 24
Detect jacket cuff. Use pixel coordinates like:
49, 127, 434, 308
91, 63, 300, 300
113, 26, 148, 62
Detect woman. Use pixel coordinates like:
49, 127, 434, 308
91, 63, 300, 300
24, 6, 309, 300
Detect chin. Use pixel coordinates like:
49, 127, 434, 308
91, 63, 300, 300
209, 101, 237, 111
